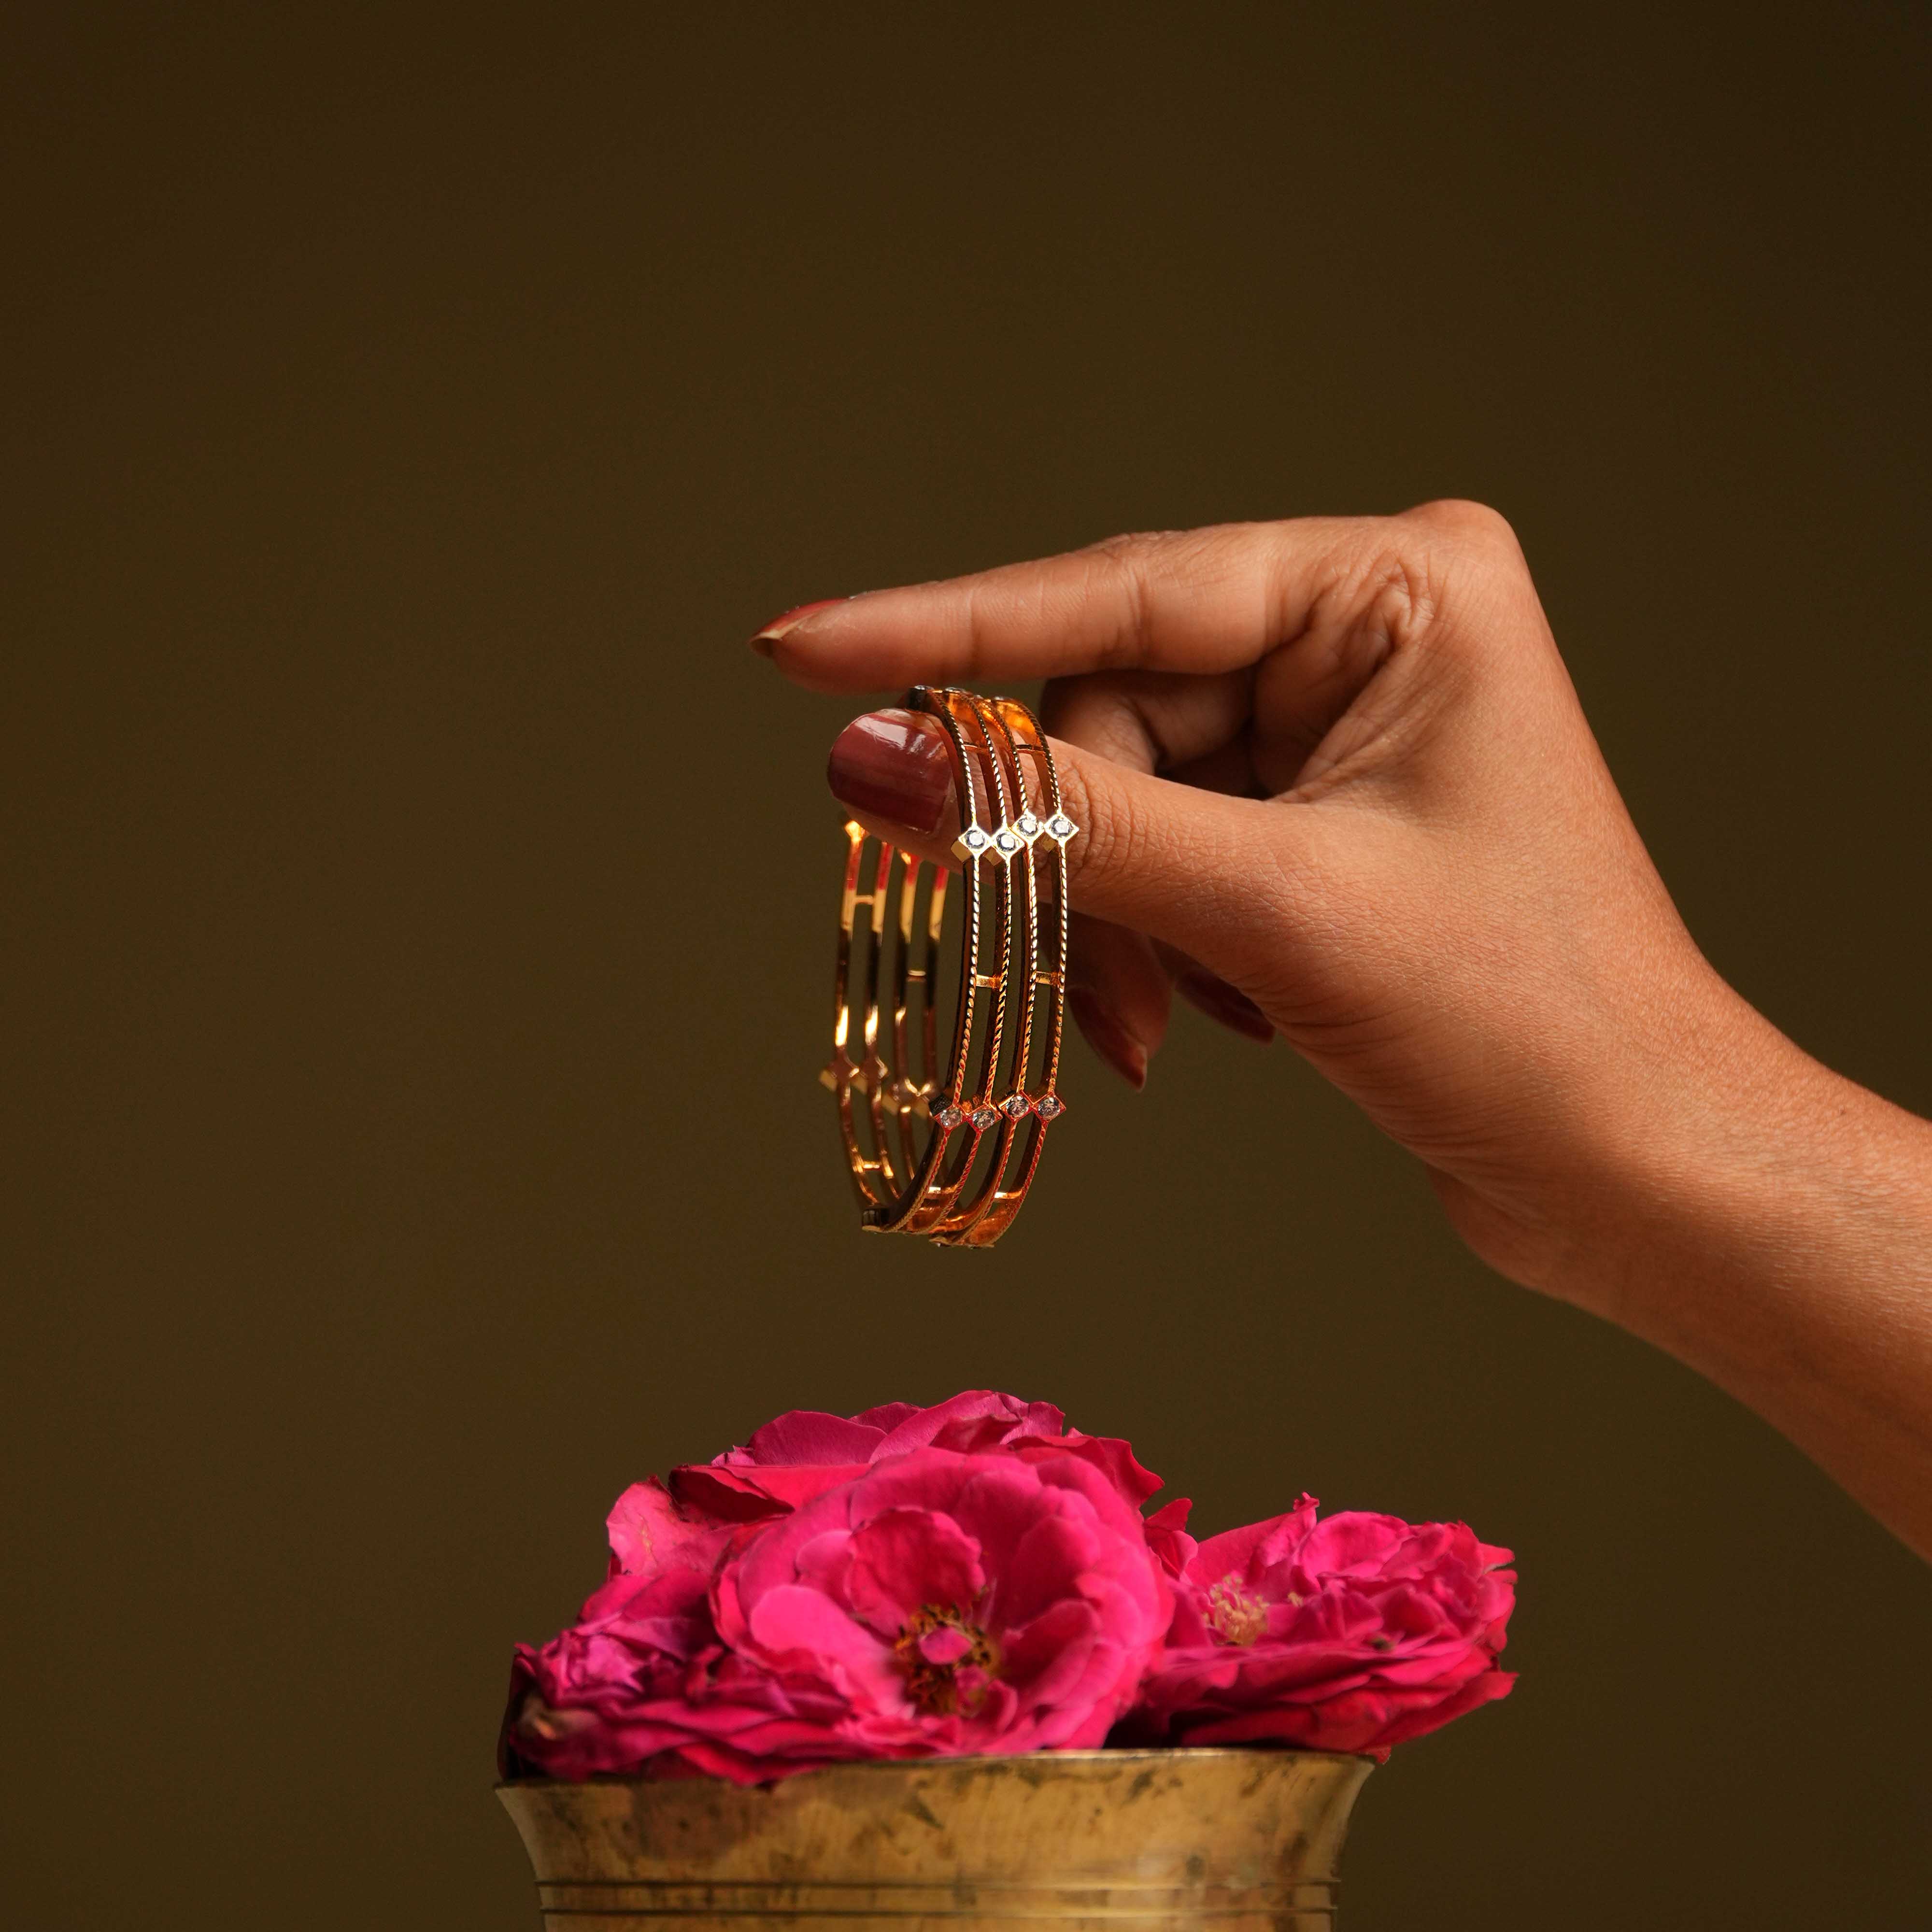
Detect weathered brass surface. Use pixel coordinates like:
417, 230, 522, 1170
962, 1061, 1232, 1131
498, 1749, 1373, 1931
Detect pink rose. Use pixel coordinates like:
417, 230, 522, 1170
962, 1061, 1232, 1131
503, 1396, 1520, 1785
603, 1474, 743, 1578
500, 1565, 719, 1778
502, 1478, 751, 1778
667, 1391, 1163, 1524
701, 1448, 1171, 1768
1127, 1496, 1516, 1759
505, 1445, 1172, 1784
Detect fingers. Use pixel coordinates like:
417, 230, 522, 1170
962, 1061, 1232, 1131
1066, 916, 1168, 1090
825, 709, 1294, 984
757, 518, 1403, 694
798, 505, 1536, 1085
1062, 924, 1275, 1089
816, 716, 1269, 1084
1157, 941, 1277, 1044
819, 709, 956, 841
822, 713, 1167, 1088
1040, 666, 1259, 783
1034, 672, 1274, 1069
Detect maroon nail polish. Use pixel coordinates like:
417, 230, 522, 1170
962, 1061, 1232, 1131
1175, 971, 1275, 1043
827, 710, 957, 837
1067, 988, 1149, 1090
749, 598, 844, 654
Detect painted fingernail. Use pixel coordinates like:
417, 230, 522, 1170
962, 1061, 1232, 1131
1175, 970, 1276, 1044
1067, 988, 1149, 1090
749, 598, 844, 656
827, 710, 955, 837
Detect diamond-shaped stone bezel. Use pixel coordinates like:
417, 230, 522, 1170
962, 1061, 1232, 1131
1034, 1092, 1066, 1120
1012, 810, 1043, 843
1042, 811, 1079, 844
999, 1092, 1030, 1120
930, 1100, 966, 1132
991, 825, 1024, 859
970, 1104, 1001, 1132
952, 824, 993, 864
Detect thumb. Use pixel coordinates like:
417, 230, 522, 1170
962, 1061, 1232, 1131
826, 709, 1293, 979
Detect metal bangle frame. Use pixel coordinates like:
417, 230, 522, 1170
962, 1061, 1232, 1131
822, 686, 1078, 1248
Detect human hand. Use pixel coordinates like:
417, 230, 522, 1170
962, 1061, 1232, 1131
759, 502, 1932, 1560
756, 503, 1755, 1300
757, 508, 1932, 1557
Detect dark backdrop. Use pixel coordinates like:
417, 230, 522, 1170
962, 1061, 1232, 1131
6, 8, 1929, 1928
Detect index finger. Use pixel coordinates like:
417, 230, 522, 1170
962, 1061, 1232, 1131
750, 517, 1395, 695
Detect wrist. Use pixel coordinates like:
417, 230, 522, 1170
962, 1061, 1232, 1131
1539, 982, 1828, 1315
1537, 980, 1932, 1351
1526, 980, 1932, 1555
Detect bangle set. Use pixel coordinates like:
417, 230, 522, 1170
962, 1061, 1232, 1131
822, 686, 1078, 1248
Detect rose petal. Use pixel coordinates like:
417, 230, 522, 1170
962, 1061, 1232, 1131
845, 1506, 986, 1634
738, 1411, 891, 1466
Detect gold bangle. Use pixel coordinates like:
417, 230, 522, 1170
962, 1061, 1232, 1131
931, 693, 1075, 1248
821, 687, 1077, 1247
822, 689, 991, 1233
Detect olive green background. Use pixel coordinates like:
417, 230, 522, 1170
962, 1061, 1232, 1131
6, 7, 1929, 1928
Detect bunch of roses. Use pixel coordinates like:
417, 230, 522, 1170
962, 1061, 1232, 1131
499, 1392, 1516, 1786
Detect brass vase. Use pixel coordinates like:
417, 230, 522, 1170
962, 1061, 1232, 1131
498, 1749, 1373, 1931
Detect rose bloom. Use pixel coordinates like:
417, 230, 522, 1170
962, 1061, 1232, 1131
500, 1473, 777, 1780
1126, 1495, 1515, 1759
648, 1390, 1162, 1531
504, 1445, 1170, 1784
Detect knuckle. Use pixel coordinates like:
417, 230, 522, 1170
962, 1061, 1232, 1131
1311, 533, 1445, 660
1404, 497, 1520, 552
1367, 500, 1532, 647
955, 579, 1006, 681
1397, 499, 1528, 587
1077, 529, 1191, 670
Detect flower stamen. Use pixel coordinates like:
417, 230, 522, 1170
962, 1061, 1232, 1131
1207, 1578, 1269, 1647
894, 1603, 999, 1715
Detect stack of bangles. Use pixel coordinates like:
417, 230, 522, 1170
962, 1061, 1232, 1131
822, 686, 1079, 1248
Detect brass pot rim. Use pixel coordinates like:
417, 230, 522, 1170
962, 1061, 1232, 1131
496, 1744, 1373, 1792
